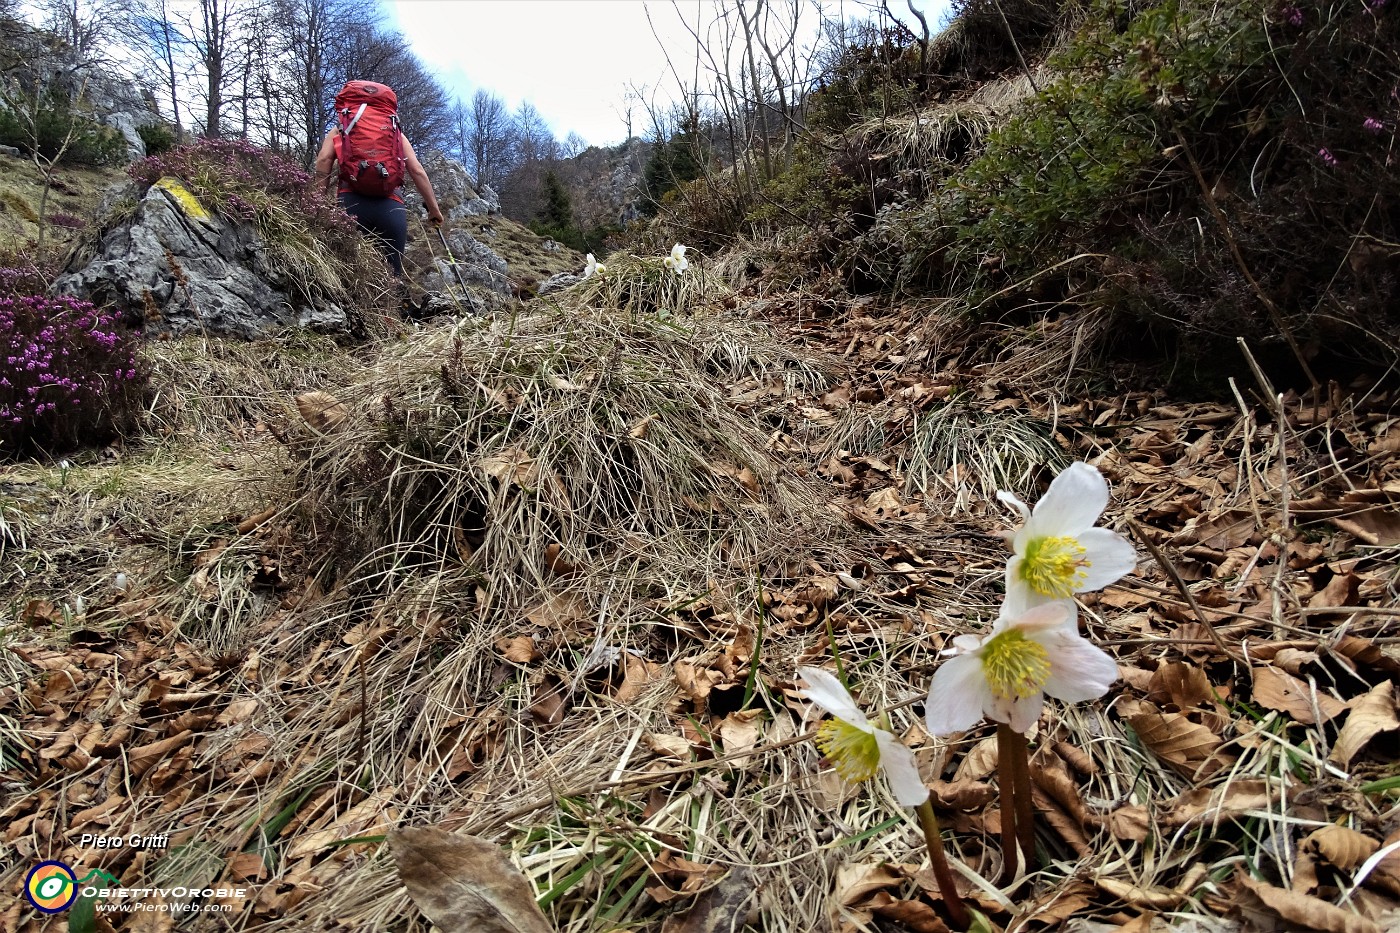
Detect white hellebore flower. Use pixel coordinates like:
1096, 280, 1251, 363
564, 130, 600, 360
797, 666, 928, 806
662, 242, 689, 274
998, 461, 1136, 616
925, 601, 1119, 735
584, 253, 605, 277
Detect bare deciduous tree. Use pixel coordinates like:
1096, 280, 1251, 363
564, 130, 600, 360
462, 88, 512, 189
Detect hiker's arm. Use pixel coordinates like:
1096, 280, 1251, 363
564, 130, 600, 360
314, 131, 337, 195
402, 137, 444, 225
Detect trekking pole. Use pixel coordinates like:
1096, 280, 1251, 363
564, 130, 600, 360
430, 222, 471, 296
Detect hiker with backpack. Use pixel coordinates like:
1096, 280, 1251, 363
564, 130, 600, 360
314, 80, 444, 281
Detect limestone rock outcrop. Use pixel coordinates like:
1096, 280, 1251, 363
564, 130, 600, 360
56, 177, 347, 338
409, 152, 501, 220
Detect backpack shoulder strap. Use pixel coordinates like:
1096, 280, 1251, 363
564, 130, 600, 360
342, 103, 368, 137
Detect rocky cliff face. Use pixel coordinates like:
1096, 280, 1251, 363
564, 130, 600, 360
0, 16, 163, 160
563, 138, 650, 229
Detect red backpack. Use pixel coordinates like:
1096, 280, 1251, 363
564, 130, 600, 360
333, 81, 405, 197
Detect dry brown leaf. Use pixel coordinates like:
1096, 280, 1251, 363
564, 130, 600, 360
660, 867, 755, 933
494, 636, 539, 664
1236, 874, 1382, 933
718, 709, 763, 760
952, 736, 998, 782
523, 592, 588, 629
643, 733, 693, 760
295, 390, 348, 434
542, 543, 578, 577
226, 851, 268, 882
1331, 510, 1400, 546
1052, 740, 1099, 776
1163, 777, 1276, 826
1295, 851, 1323, 896
390, 826, 551, 933
835, 862, 904, 907
614, 655, 665, 704
1125, 703, 1224, 777
674, 661, 724, 702
1303, 825, 1380, 871
1147, 662, 1217, 709
1330, 681, 1399, 766
1024, 882, 1095, 925
480, 447, 540, 488
1095, 876, 1183, 910
867, 893, 950, 933
865, 487, 903, 514
648, 852, 725, 904
1368, 828, 1400, 898
128, 730, 195, 779
1100, 805, 1153, 842
1252, 666, 1347, 725
1030, 752, 1091, 853
1309, 572, 1360, 610
927, 780, 995, 811
628, 414, 656, 439
527, 675, 567, 726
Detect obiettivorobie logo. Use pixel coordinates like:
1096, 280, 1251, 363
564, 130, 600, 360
23, 862, 120, 914
23, 860, 248, 917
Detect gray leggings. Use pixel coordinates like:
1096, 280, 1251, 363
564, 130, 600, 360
339, 192, 407, 276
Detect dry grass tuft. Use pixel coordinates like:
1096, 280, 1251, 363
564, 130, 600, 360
831, 394, 1067, 510
854, 103, 996, 174
294, 302, 836, 598
901, 398, 1068, 506
567, 252, 722, 319
142, 332, 362, 436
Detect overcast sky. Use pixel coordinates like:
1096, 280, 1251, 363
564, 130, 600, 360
380, 0, 953, 148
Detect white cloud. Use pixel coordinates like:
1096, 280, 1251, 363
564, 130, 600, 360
384, 0, 950, 148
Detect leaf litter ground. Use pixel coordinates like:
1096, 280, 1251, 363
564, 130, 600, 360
2, 278, 1399, 933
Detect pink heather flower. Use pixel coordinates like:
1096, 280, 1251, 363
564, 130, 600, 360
1318, 147, 1339, 167
1364, 118, 1385, 134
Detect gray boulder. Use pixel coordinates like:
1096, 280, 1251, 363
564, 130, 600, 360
55, 177, 347, 339
408, 152, 500, 220
538, 272, 583, 297
417, 227, 513, 301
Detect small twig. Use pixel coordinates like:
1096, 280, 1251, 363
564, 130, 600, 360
1226, 376, 1266, 533
356, 652, 370, 779
1126, 520, 1236, 659
1270, 391, 1295, 638
1236, 338, 1278, 406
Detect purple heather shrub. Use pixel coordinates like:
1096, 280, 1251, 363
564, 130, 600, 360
1364, 117, 1386, 133
0, 287, 147, 456
46, 212, 87, 229
127, 137, 368, 272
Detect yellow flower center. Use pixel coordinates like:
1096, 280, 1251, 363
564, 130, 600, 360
1021, 535, 1090, 598
815, 720, 881, 783
980, 630, 1052, 700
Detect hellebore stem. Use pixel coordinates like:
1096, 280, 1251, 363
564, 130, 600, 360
996, 723, 1038, 878
915, 799, 971, 930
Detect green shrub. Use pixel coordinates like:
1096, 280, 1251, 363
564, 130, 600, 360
0, 88, 128, 165
137, 121, 177, 157
641, 114, 709, 215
